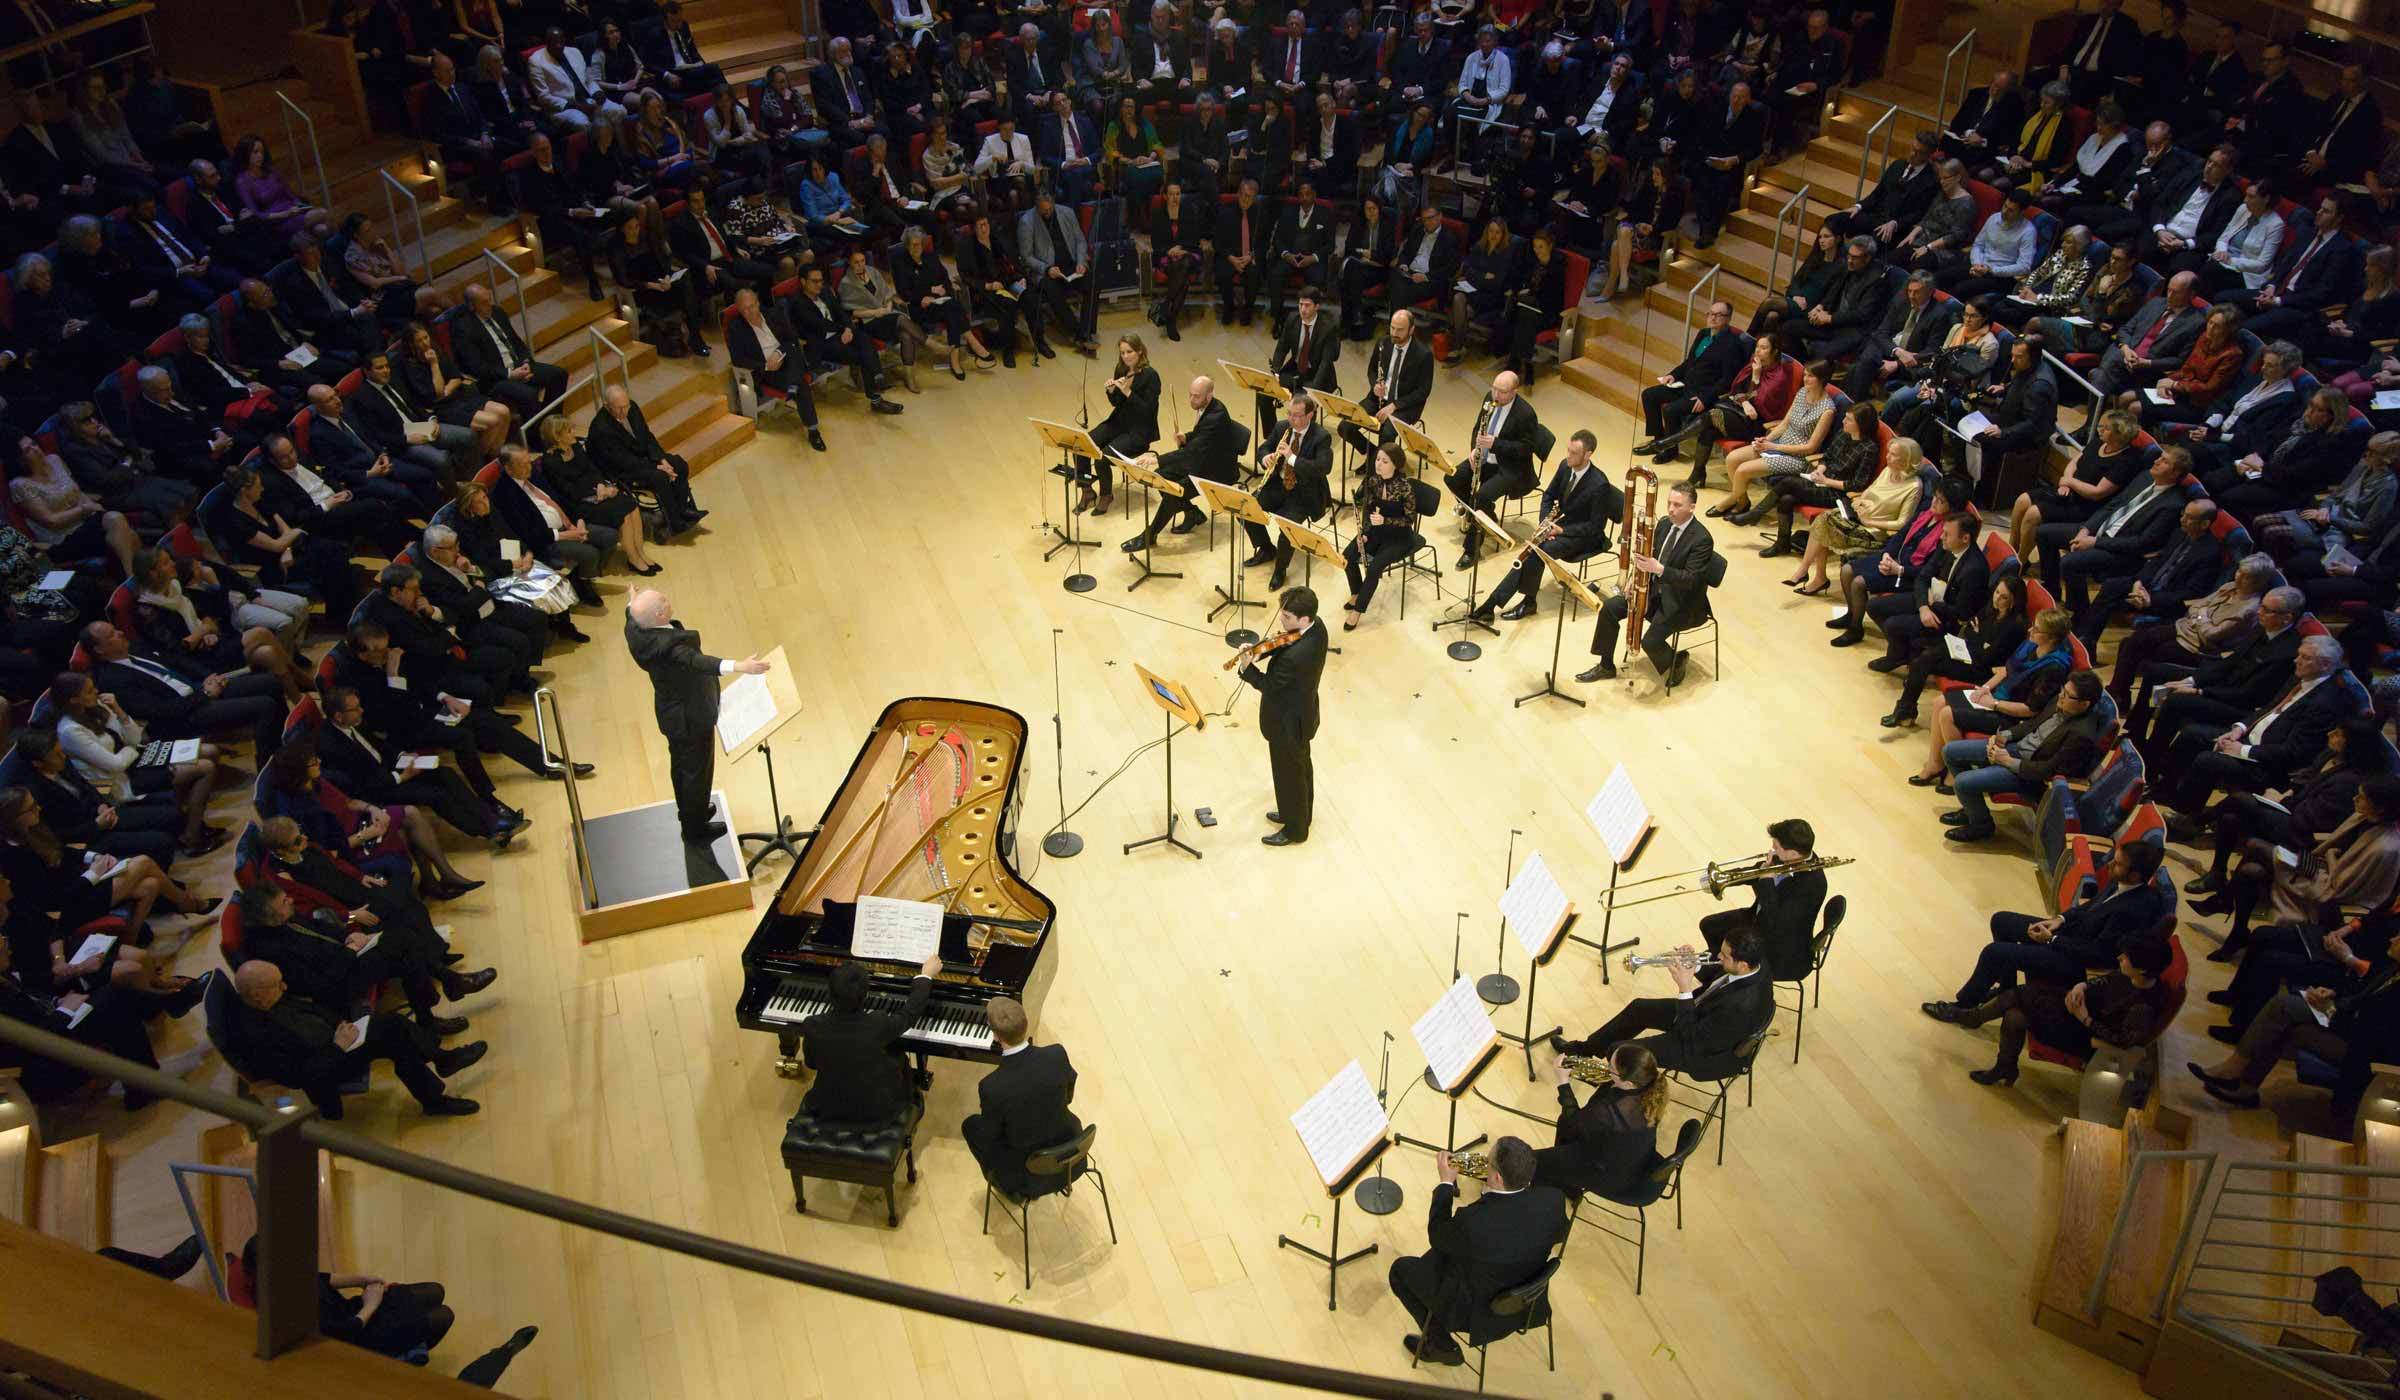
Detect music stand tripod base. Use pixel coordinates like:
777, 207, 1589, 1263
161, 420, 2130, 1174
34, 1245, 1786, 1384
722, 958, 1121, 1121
1040, 828, 1085, 858
1352, 1173, 1402, 1215
1277, 1192, 1379, 1311
1476, 971, 1521, 1005
1391, 1067, 1490, 1156
736, 742, 816, 874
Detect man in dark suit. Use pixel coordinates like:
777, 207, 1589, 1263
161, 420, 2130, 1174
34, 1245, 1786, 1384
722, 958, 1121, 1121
1964, 338, 2059, 477
1865, 513, 1992, 667
2244, 196, 2365, 345
1240, 586, 1328, 847
724, 287, 824, 451
2143, 143, 2243, 273
2046, 449, 2191, 608
1215, 180, 1275, 327
2300, 68, 2383, 182
414, 505, 550, 669
961, 995, 1081, 1195
1388, 204, 1461, 323
128, 364, 236, 484
235, 883, 488, 1038
1928, 840, 2170, 1017
0, 90, 92, 214
1340, 309, 1436, 456
2063, 120, 2195, 245
0, 921, 177, 1109
1763, 8, 1845, 156
666, 184, 779, 303
1443, 371, 1542, 551
1034, 90, 1101, 205
318, 682, 520, 845
2135, 585, 2304, 756
2178, 25, 2249, 138
119, 190, 232, 305
2194, 924, 2400, 1109
2072, 497, 2225, 651
1470, 429, 1621, 622
785, 262, 902, 414
301, 384, 445, 507
2186, 344, 2306, 477
347, 349, 478, 481
361, 561, 518, 704
184, 157, 278, 274
1634, 301, 1745, 456
1385, 14, 1452, 121
1845, 270, 1958, 401
798, 956, 943, 1120
1555, 924, 1776, 1077
1387, 1136, 1568, 1368
270, 238, 376, 358
1943, 672, 2110, 841
2052, 0, 2142, 106
1942, 71, 2026, 164
231, 277, 346, 392
1245, 395, 1333, 591
1265, 9, 1318, 97
810, 35, 881, 146
2223, 43, 2311, 169
426, 52, 509, 213
1581, 481, 1715, 688
2162, 635, 2355, 816
330, 621, 561, 810
1689, 82, 1765, 248
449, 284, 566, 423
1785, 237, 1897, 363
229, 959, 482, 1119
1697, 820, 1830, 985
624, 589, 771, 842
15, 728, 180, 866
78, 620, 283, 753
1826, 131, 1942, 246
1266, 285, 1341, 425
589, 385, 705, 532
1123, 375, 1247, 549
1268, 184, 1337, 324
1001, 23, 1058, 130
2093, 271, 2206, 397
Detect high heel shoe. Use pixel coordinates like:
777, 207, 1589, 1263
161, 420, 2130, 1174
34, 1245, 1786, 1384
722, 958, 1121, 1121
628, 560, 662, 576
1794, 580, 1830, 596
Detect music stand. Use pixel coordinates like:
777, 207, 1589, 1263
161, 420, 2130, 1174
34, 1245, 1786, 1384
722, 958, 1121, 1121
1487, 851, 1577, 1081
1282, 1062, 1391, 1312
1569, 765, 1654, 985
716, 646, 810, 872
1515, 544, 1605, 710
1031, 418, 1102, 592
1123, 664, 1203, 860
1311, 388, 1377, 514
1431, 505, 1512, 662
1111, 452, 1185, 592
1196, 477, 1271, 646
1393, 979, 1498, 1158
1217, 359, 1288, 476
1393, 417, 1443, 483
1275, 515, 1347, 608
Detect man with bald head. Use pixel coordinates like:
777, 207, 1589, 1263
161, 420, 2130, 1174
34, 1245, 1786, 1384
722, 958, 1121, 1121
1122, 375, 1245, 553
625, 589, 772, 843
1443, 370, 1541, 567
588, 385, 703, 534
2094, 269, 2205, 397
453, 283, 567, 421
228, 959, 484, 1119
302, 382, 443, 505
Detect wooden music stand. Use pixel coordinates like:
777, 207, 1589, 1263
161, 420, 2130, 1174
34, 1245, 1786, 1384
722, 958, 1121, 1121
1217, 359, 1288, 469
1195, 476, 1271, 646
1393, 417, 1443, 482
714, 645, 814, 872
1030, 417, 1102, 592
1124, 664, 1203, 860
1516, 545, 1605, 710
1432, 504, 1514, 661
1310, 388, 1377, 512
1275, 514, 1346, 598
1111, 451, 1185, 592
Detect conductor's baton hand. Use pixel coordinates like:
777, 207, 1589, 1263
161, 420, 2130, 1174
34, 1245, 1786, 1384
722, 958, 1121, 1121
735, 653, 771, 675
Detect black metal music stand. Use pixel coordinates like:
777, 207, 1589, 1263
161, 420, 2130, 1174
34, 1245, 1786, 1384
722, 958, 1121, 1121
1033, 418, 1098, 592
1493, 911, 1577, 1080
1353, 1034, 1403, 1216
1279, 1147, 1388, 1312
1124, 668, 1203, 860
1393, 1047, 1496, 1158
1198, 477, 1268, 647
1568, 851, 1645, 986
737, 741, 817, 874
1477, 830, 1524, 1006
1115, 458, 1185, 593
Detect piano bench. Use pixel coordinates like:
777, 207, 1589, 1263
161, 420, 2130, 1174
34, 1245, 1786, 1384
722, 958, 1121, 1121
781, 1103, 921, 1227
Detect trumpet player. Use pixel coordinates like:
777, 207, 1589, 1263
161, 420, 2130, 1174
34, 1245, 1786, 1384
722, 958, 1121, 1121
1243, 393, 1332, 592
1579, 480, 1716, 690
1533, 1043, 1665, 1201
1444, 371, 1542, 568
1693, 820, 1829, 986
1549, 924, 1774, 1080
1466, 429, 1621, 624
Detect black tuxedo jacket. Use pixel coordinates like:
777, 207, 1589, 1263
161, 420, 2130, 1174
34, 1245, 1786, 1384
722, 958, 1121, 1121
231, 300, 310, 367
589, 405, 674, 479
2308, 93, 2384, 183
1948, 84, 2027, 155
1393, 225, 1462, 296
317, 719, 406, 803
414, 556, 501, 633
626, 617, 723, 740
1856, 157, 1939, 230
2081, 479, 2186, 563
230, 992, 349, 1094
346, 376, 430, 454
725, 306, 798, 373
1259, 419, 1333, 519
452, 312, 540, 387
2059, 10, 2142, 79
1241, 619, 1326, 744
1670, 328, 1748, 403
787, 290, 854, 344
121, 213, 210, 285
1362, 335, 1434, 423
1540, 463, 1623, 556
1, 122, 86, 195
328, 647, 439, 746
811, 59, 878, 124
1269, 312, 1340, 393
1417, 1181, 1569, 1339
88, 655, 206, 733
1647, 515, 1717, 621
128, 395, 220, 478
1743, 867, 1828, 980
1911, 544, 1992, 628
2050, 877, 2173, 966
489, 471, 573, 554
309, 408, 383, 482
270, 263, 356, 340
2241, 674, 2359, 778
1469, 394, 1541, 481
974, 1042, 1081, 1157
1157, 398, 1245, 484
1273, 203, 1337, 270
798, 975, 930, 1121
2192, 623, 2305, 710
1654, 971, 1773, 1078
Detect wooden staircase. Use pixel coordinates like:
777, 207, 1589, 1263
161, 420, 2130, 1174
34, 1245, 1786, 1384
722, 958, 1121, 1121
2033, 1105, 2199, 1372
683, 0, 816, 88
199, 1123, 354, 1272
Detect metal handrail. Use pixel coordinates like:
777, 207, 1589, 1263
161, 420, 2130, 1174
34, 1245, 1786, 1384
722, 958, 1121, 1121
1854, 104, 1895, 203
1936, 30, 1978, 141
587, 322, 632, 401
274, 91, 332, 213
534, 686, 596, 906
478, 246, 531, 346
2043, 348, 2107, 450
1765, 182, 1810, 293
0, 1016, 1513, 1400
1634, 261, 1721, 406
519, 371, 595, 442
378, 169, 433, 284
2084, 1148, 2217, 1320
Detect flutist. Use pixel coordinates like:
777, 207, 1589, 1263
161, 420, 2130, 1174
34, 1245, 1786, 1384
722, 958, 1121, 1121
1074, 334, 1160, 516
1693, 820, 1829, 986
1444, 371, 1541, 567
1237, 586, 1327, 848
1549, 924, 1774, 1079
1467, 429, 1621, 623
1243, 393, 1332, 592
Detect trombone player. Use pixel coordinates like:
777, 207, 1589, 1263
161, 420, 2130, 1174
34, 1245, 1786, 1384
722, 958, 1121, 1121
1692, 819, 1829, 987
1548, 925, 1774, 1079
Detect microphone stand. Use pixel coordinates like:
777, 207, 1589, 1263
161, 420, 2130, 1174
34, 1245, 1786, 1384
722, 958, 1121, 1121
1477, 830, 1521, 1005
1352, 1031, 1403, 1215
1040, 628, 1082, 858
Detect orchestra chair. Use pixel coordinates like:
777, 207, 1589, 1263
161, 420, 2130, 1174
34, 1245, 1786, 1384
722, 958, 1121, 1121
1395, 476, 1444, 620
1668, 1027, 1771, 1167
980, 1122, 1116, 1290
1409, 1256, 1562, 1393
1563, 1117, 1705, 1296
1772, 894, 1846, 1064
2026, 930, 2188, 1126
780, 1100, 921, 1228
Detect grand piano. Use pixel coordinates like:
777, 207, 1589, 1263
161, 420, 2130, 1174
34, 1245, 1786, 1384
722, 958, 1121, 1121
736, 697, 1058, 1077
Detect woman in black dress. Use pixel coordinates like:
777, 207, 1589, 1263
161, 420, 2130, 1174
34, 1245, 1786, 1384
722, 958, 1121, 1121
1341, 443, 1422, 630
399, 322, 510, 458
1532, 1042, 1666, 1200
1944, 935, 2174, 1086
1153, 180, 1216, 341
893, 223, 994, 375
1883, 573, 2032, 729
214, 463, 361, 620
1074, 334, 1160, 514
537, 415, 658, 575
1501, 224, 1569, 383
954, 208, 1028, 368
614, 209, 710, 359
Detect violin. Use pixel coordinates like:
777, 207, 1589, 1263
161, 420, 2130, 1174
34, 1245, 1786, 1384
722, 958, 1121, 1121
1223, 623, 1307, 671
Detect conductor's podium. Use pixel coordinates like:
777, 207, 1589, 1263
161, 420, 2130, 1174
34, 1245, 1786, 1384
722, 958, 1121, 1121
574, 789, 755, 942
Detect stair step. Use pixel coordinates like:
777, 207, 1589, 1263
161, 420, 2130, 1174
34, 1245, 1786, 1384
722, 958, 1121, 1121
719, 31, 816, 87
1560, 354, 1642, 415
414, 206, 525, 279
2038, 1117, 2130, 1326
428, 242, 549, 302
689, 9, 788, 44
30, 1135, 108, 1253
1646, 262, 1768, 321
558, 355, 702, 420
2100, 1109, 2194, 1329
198, 1123, 351, 1271
674, 404, 758, 476
547, 316, 645, 373
327, 145, 435, 211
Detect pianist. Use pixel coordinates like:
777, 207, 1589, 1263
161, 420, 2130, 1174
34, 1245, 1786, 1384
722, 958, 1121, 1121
962, 996, 1081, 1194
798, 954, 945, 1121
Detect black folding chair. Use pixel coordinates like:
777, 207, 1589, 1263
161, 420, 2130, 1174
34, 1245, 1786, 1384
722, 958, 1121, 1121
1564, 1117, 1706, 1294
980, 1123, 1117, 1289
1773, 895, 1846, 1063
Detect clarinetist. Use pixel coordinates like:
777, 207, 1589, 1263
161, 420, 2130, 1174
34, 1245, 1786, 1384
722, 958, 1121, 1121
1550, 924, 1774, 1079
1468, 428, 1621, 624
1243, 392, 1332, 592
1339, 308, 1435, 458
1443, 371, 1541, 567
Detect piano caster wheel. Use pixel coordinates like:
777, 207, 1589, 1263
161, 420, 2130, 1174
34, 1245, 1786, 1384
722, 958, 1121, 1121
776, 1055, 802, 1079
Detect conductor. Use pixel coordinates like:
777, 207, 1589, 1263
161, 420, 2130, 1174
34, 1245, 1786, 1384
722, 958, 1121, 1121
1238, 586, 1328, 847
623, 589, 772, 844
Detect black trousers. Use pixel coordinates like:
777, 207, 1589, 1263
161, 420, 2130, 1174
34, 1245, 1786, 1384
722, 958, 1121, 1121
391, 766, 499, 837
1561, 995, 1688, 1068
962, 1112, 1039, 1195
1216, 254, 1265, 319
1388, 1254, 1464, 1354
1443, 458, 1534, 517
161, 680, 285, 755
1265, 728, 1313, 836
1592, 593, 1698, 673
1954, 911, 2090, 1004
484, 363, 568, 421
1640, 383, 1703, 439
804, 330, 886, 395
1481, 539, 1602, 612
667, 725, 716, 834
1344, 525, 1419, 609
750, 354, 822, 425
311, 1013, 448, 1116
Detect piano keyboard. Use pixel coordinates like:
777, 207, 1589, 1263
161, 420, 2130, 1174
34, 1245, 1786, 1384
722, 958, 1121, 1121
758, 983, 995, 1052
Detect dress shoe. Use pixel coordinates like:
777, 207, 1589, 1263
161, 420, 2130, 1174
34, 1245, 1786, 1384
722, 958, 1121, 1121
1829, 627, 1865, 647
1880, 709, 1912, 728
543, 761, 597, 779
1628, 439, 1659, 455
1967, 1066, 2018, 1087
2184, 873, 2224, 895
1033, 339, 1058, 359
1170, 513, 1205, 534
2187, 1061, 2244, 1092
1575, 661, 1616, 683
1939, 809, 1969, 826
2204, 942, 2241, 963
1866, 656, 1906, 673
1454, 547, 1481, 570
1164, 323, 1181, 341
1943, 824, 1995, 843
2163, 815, 2203, 846
2188, 894, 2233, 918
1403, 1336, 1465, 1367
1242, 547, 1274, 567
1262, 829, 1306, 846
869, 397, 905, 415
2206, 990, 2234, 1006
1266, 811, 1283, 825
444, 967, 498, 999
1500, 601, 1536, 621
1921, 1000, 1961, 1023
1906, 772, 1943, 786
2207, 1025, 2241, 1044
422, 1013, 471, 1038
434, 1041, 489, 1077
1826, 615, 1852, 629
1649, 447, 1680, 464
2202, 1077, 2260, 1107
683, 819, 729, 843
1267, 568, 1288, 591
571, 576, 603, 606
424, 1096, 482, 1117
555, 621, 591, 642
1759, 541, 1795, 558
1663, 650, 1689, 690
1728, 503, 1774, 526
1121, 532, 1156, 553
1704, 501, 1736, 518
1544, 1030, 1568, 1054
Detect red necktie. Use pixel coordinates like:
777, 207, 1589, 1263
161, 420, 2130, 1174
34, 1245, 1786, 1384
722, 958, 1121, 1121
1287, 38, 1300, 82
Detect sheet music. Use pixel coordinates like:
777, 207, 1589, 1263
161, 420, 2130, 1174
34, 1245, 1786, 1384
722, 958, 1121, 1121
1290, 1060, 1389, 1187
69, 933, 116, 967
1413, 977, 1497, 1093
345, 1014, 372, 1045
2375, 390, 2400, 412
715, 671, 777, 753
36, 570, 70, 591
1953, 410, 1995, 439
1584, 764, 1651, 866
1500, 851, 1570, 962
62, 1001, 91, 1030
169, 738, 201, 764
850, 895, 944, 964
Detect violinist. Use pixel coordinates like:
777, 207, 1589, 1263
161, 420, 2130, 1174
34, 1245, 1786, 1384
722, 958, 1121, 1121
1244, 393, 1333, 592
1235, 586, 1327, 848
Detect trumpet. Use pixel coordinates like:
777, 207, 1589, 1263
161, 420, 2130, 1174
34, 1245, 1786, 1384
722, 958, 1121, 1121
1624, 951, 1723, 974
1450, 1150, 1491, 1181
1605, 852, 1855, 911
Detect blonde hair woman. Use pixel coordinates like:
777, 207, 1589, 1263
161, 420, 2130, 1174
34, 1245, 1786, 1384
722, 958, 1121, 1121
1788, 435, 1925, 595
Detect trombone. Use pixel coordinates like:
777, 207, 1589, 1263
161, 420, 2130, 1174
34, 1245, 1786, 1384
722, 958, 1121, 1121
1603, 852, 1854, 910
